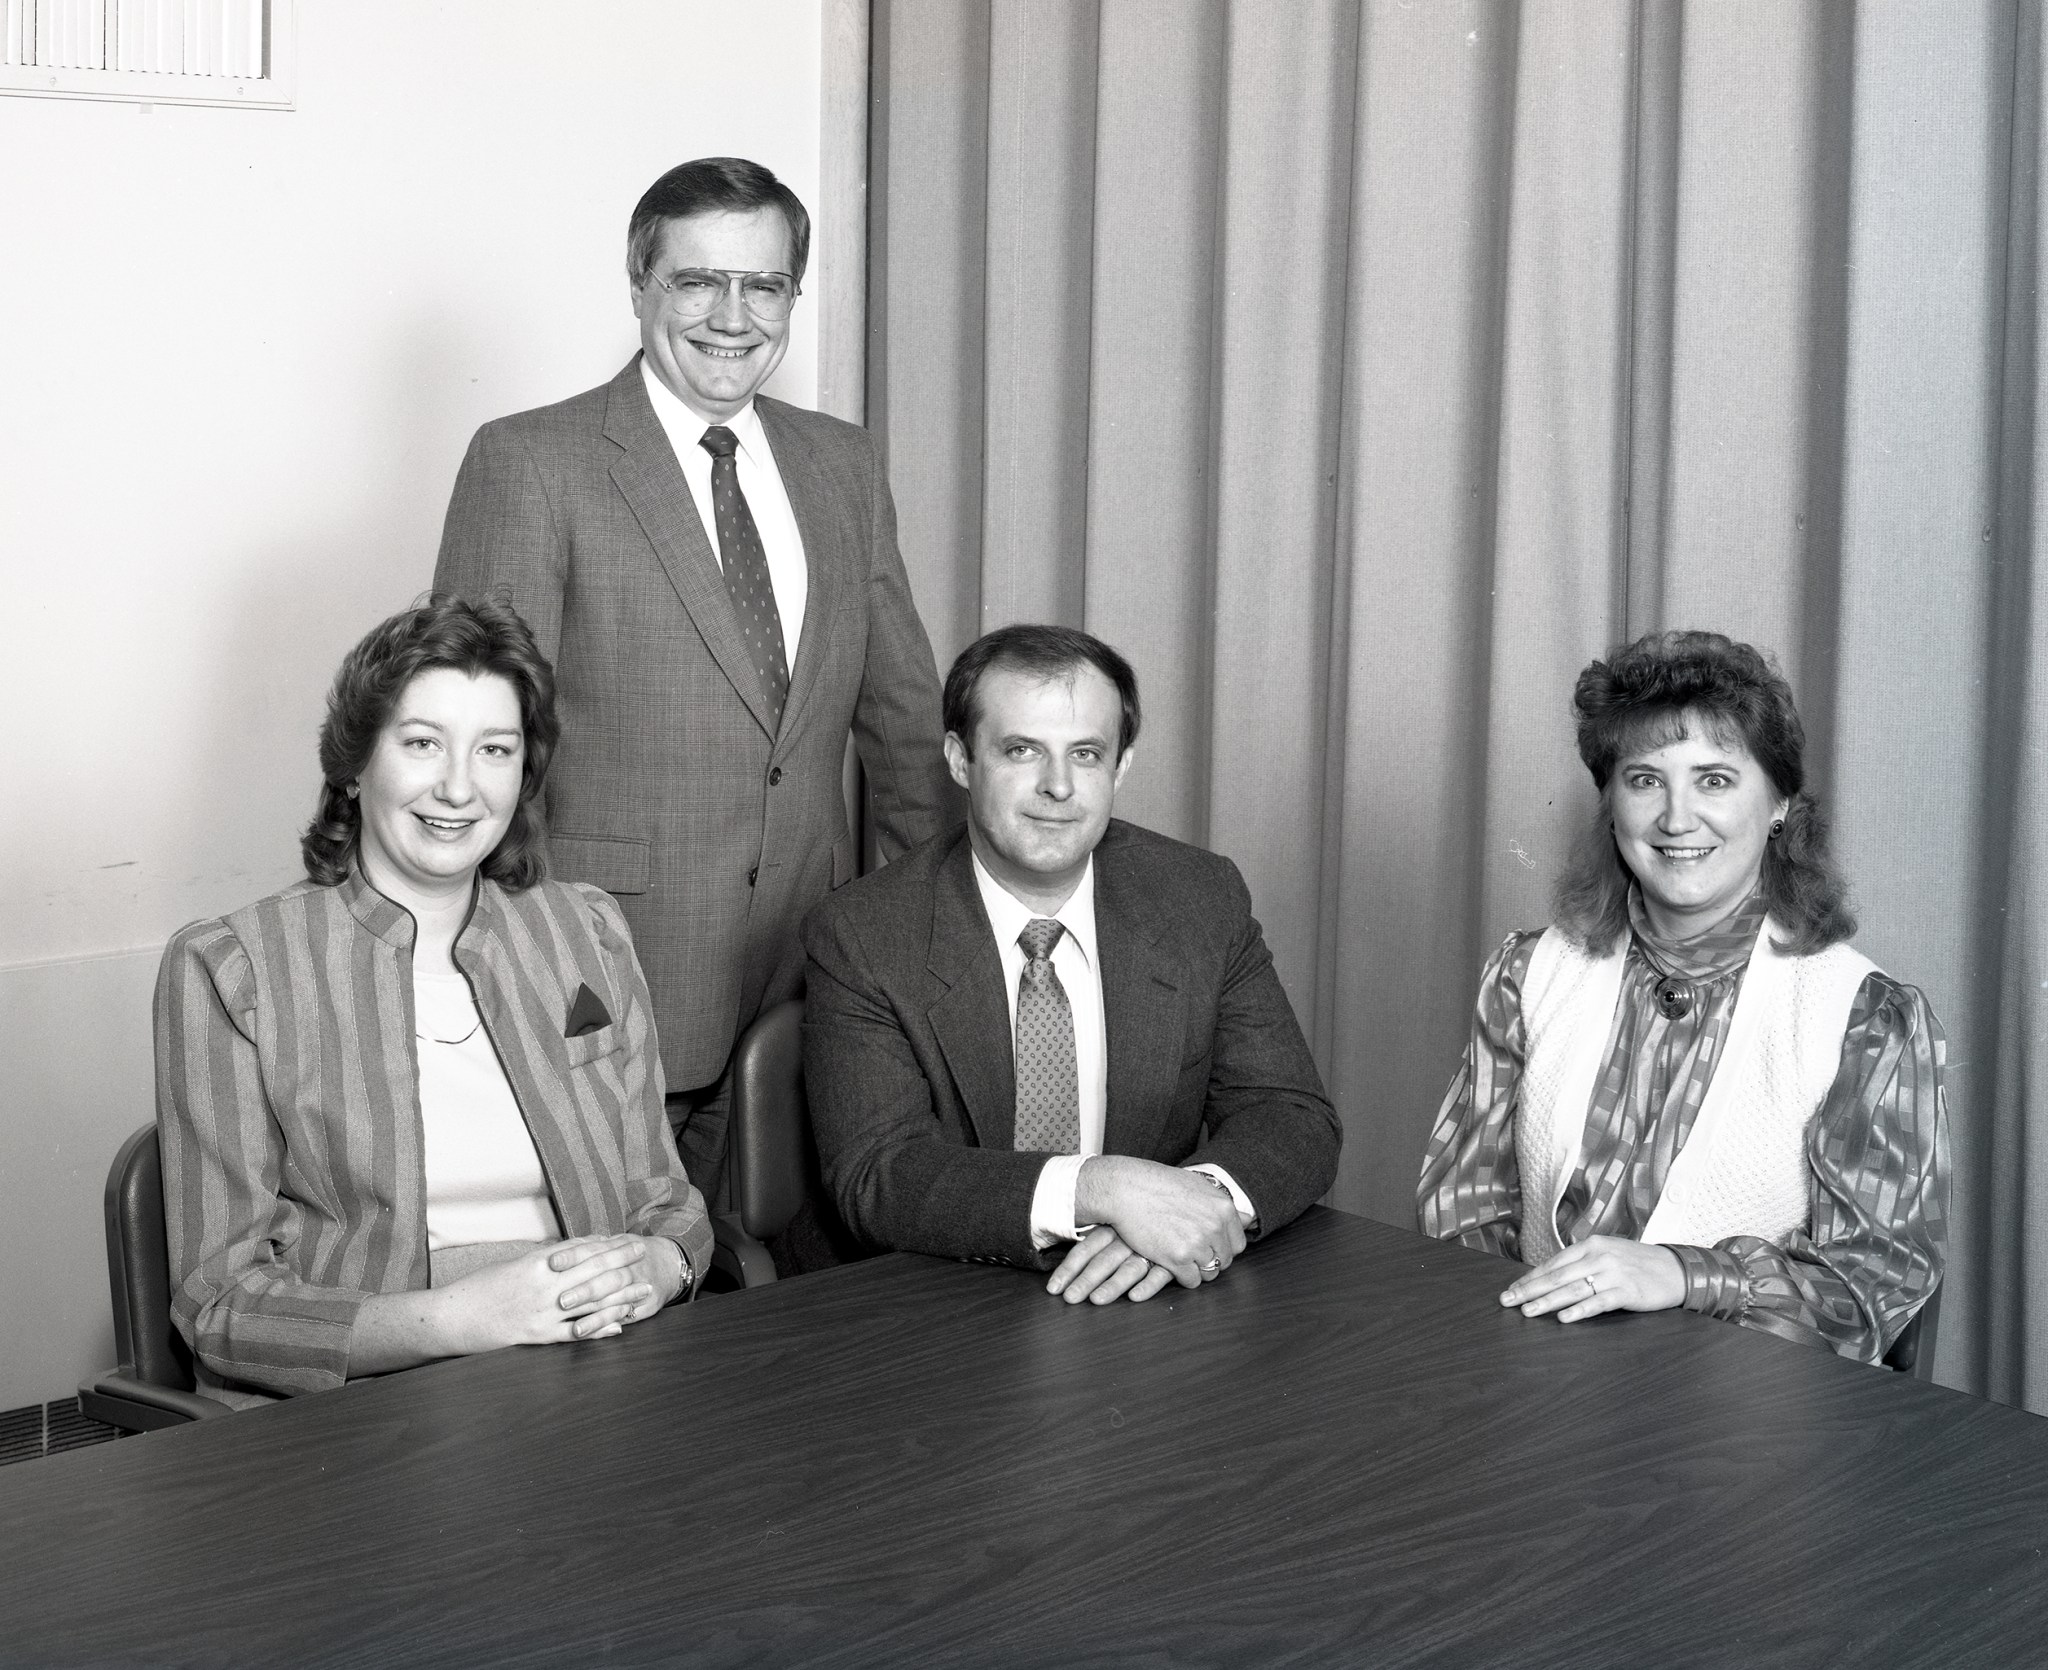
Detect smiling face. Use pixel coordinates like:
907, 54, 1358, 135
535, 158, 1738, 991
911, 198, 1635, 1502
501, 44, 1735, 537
354, 668, 525, 912
945, 662, 1133, 915
1608, 712, 1788, 940
631, 206, 794, 422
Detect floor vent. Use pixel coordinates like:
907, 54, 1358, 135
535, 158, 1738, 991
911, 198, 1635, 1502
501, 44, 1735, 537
0, 1398, 126, 1467
0, 1403, 40, 1467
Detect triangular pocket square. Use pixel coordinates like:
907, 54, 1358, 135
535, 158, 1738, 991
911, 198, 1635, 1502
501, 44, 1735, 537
565, 983, 613, 1037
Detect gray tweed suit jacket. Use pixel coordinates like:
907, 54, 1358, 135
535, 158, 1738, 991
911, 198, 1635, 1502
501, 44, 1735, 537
801, 820, 1343, 1268
435, 358, 955, 1091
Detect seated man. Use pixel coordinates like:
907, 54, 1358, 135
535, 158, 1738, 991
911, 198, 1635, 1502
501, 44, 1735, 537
802, 624, 1341, 1303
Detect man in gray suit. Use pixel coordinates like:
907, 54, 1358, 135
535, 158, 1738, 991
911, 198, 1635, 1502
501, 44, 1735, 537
802, 625, 1342, 1303
435, 158, 954, 1193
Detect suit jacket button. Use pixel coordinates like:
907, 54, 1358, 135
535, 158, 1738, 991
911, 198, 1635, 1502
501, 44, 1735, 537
747, 867, 759, 887
768, 767, 783, 786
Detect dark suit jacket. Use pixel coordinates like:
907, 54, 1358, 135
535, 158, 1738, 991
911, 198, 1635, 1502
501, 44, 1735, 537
435, 359, 955, 1089
800, 820, 1342, 1267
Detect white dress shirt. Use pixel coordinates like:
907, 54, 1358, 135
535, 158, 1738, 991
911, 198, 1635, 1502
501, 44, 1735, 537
640, 361, 808, 660
969, 852, 1253, 1249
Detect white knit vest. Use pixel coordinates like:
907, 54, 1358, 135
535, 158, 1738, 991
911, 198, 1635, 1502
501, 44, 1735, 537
1515, 918, 1875, 1268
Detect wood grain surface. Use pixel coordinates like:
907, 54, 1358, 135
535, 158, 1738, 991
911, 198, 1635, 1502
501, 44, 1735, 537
0, 1207, 2041, 1669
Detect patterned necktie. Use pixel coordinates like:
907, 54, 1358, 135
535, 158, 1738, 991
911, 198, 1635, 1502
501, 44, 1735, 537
1013, 918, 1080, 1153
698, 425, 790, 731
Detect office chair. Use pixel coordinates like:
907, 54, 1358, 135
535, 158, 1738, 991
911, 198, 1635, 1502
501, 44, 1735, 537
77, 1125, 229, 1431
1883, 1284, 1942, 1376
708, 999, 813, 1289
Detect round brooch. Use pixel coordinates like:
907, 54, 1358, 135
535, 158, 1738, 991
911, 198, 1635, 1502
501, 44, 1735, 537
1653, 975, 1694, 1020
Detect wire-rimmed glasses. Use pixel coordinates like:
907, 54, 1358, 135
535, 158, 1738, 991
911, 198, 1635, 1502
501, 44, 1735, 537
646, 266, 801, 322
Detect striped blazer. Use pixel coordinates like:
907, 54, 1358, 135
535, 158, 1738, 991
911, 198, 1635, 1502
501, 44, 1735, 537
155, 866, 712, 1399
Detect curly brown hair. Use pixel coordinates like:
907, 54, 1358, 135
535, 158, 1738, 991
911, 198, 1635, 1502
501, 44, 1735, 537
1553, 629, 1855, 955
301, 594, 559, 891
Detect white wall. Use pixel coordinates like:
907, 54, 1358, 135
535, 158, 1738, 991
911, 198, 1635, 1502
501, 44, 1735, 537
0, 0, 826, 1411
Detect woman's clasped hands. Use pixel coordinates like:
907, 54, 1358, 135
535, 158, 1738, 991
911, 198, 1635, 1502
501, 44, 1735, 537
356, 1234, 687, 1372
457, 1234, 687, 1346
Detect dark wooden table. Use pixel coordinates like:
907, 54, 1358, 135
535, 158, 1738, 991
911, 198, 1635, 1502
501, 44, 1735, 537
1, 1207, 2043, 1669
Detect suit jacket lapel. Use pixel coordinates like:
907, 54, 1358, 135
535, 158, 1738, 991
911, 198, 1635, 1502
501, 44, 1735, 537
924, 836, 1017, 1150
602, 359, 778, 739
1095, 829, 1187, 1159
756, 397, 840, 744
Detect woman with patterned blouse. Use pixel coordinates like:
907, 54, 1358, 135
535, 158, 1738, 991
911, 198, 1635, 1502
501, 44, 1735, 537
1417, 630, 1948, 1363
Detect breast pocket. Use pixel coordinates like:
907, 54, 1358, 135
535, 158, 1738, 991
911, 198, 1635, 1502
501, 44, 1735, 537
564, 1023, 623, 1068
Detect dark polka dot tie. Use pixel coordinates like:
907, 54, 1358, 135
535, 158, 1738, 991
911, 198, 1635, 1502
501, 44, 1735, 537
699, 425, 790, 732
1012, 918, 1080, 1153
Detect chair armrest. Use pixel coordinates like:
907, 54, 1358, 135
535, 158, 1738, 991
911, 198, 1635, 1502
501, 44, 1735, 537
711, 1211, 778, 1289
79, 1370, 233, 1430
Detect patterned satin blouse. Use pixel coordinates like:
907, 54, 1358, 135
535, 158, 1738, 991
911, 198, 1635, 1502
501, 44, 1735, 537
1417, 890, 1949, 1362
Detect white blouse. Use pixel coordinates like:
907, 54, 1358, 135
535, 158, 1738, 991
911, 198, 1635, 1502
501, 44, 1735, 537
412, 969, 562, 1252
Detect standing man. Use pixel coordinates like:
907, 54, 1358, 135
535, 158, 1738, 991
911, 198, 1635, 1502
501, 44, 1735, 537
436, 158, 954, 1192
802, 625, 1342, 1302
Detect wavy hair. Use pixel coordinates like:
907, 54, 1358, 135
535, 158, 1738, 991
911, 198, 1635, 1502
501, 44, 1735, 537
1553, 629, 1855, 956
300, 594, 559, 891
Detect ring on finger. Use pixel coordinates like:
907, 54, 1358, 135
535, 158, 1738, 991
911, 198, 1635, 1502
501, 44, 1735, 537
1199, 1256, 1223, 1276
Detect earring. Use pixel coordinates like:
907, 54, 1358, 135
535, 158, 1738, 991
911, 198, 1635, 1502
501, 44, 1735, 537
1769, 818, 1784, 839
345, 782, 359, 800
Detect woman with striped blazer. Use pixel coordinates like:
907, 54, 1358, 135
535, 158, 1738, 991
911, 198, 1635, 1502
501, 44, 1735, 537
156, 596, 713, 1405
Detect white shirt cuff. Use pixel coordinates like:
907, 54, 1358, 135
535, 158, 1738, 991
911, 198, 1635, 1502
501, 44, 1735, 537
1187, 1163, 1257, 1230
1029, 1153, 1090, 1249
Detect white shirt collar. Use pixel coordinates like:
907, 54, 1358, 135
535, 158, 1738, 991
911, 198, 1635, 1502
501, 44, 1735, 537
969, 847, 1098, 970
638, 358, 767, 463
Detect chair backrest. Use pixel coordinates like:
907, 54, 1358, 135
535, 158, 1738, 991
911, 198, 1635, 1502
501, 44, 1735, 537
1884, 1283, 1942, 1375
104, 1124, 197, 1393
727, 999, 813, 1242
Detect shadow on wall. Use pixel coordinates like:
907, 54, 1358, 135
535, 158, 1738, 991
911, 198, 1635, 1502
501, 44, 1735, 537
160, 300, 577, 920
3, 310, 490, 1413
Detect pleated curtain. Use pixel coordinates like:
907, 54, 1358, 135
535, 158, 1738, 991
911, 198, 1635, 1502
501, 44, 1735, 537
865, 0, 2048, 1410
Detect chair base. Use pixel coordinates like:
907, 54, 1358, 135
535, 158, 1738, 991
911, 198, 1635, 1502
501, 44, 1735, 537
710, 1212, 778, 1290
79, 1371, 229, 1432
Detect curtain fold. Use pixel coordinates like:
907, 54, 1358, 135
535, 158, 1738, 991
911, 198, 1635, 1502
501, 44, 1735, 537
1978, 0, 2048, 1407
870, 0, 2047, 1408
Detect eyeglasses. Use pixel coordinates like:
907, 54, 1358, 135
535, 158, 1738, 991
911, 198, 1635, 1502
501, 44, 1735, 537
646, 267, 801, 322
